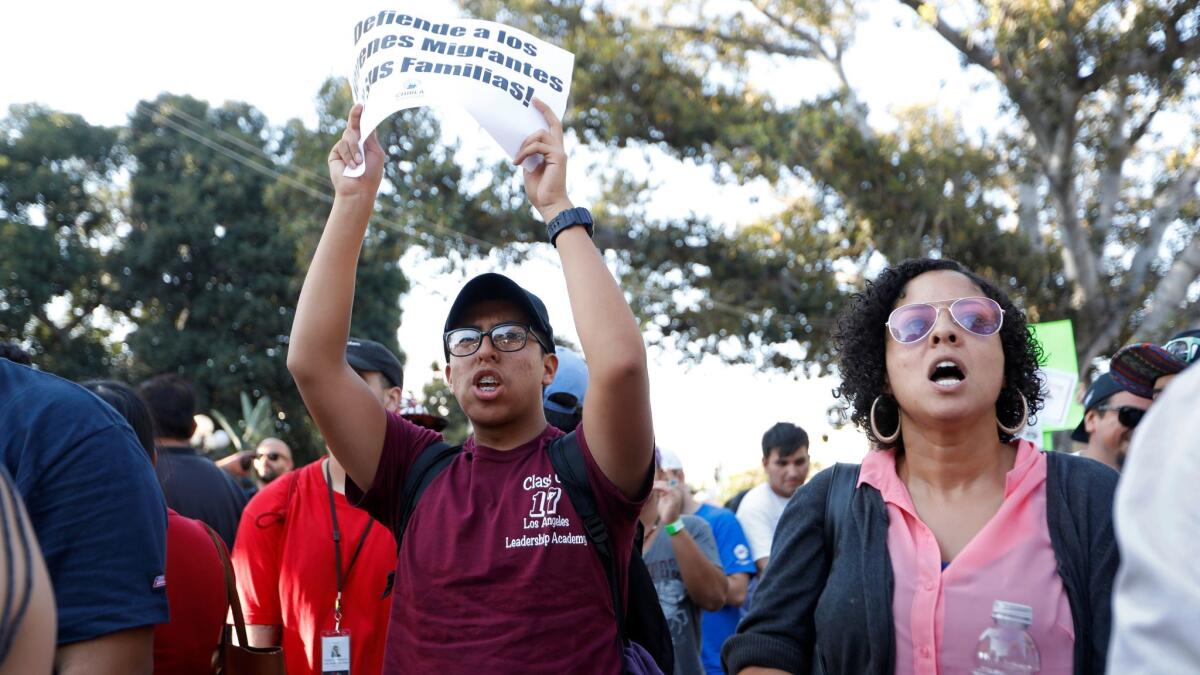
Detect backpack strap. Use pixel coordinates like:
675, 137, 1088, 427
546, 432, 626, 639
381, 440, 460, 599
823, 463, 860, 554
396, 440, 460, 551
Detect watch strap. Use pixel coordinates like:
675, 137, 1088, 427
546, 207, 594, 247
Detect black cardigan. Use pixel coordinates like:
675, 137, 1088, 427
722, 451, 1119, 675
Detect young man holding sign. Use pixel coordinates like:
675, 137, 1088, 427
288, 101, 655, 672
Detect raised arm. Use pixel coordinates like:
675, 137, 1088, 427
287, 104, 389, 489
514, 100, 653, 498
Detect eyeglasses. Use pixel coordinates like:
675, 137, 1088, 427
444, 322, 551, 358
1094, 404, 1146, 429
1165, 336, 1200, 364
256, 452, 285, 461
886, 297, 1005, 344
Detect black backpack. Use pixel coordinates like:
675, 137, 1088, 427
390, 432, 674, 674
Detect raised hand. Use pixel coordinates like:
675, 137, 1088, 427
654, 479, 684, 525
514, 98, 572, 222
327, 103, 385, 200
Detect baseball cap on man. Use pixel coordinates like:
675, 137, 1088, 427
443, 273, 555, 358
1070, 372, 1126, 443
346, 337, 404, 389
544, 348, 587, 415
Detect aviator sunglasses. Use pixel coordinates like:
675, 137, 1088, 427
886, 297, 1005, 344
1165, 336, 1200, 364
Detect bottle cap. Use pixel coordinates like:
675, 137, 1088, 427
992, 600, 1034, 626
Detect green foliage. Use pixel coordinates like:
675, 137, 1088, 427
459, 0, 1199, 372
0, 105, 124, 380
211, 391, 275, 452
420, 362, 471, 445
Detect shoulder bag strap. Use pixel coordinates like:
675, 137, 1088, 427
823, 463, 860, 558
203, 522, 249, 648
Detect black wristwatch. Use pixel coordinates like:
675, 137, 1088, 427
546, 207, 594, 247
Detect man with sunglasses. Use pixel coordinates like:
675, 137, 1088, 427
252, 438, 295, 486
1070, 372, 1152, 471
288, 101, 653, 672
1110, 328, 1200, 401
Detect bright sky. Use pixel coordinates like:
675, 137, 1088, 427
1, 0, 1004, 485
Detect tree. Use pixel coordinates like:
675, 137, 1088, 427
0, 105, 124, 380
459, 0, 1199, 374
113, 93, 309, 452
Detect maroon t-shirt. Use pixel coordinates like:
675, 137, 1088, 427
346, 413, 648, 674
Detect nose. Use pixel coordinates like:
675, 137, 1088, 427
927, 306, 961, 346
474, 333, 501, 360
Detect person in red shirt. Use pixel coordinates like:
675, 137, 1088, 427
287, 102, 655, 673
81, 380, 227, 675
232, 338, 404, 675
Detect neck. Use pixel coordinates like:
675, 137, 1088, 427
324, 453, 347, 495
155, 437, 191, 448
471, 410, 549, 451
1081, 445, 1120, 471
896, 412, 1013, 492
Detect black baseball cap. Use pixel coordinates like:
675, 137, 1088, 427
443, 273, 555, 358
1070, 372, 1126, 443
345, 337, 404, 389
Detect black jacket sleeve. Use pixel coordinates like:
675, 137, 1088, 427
722, 469, 835, 674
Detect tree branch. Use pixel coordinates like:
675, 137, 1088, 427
1133, 230, 1200, 342
1080, 7, 1200, 94
657, 23, 819, 59
1128, 165, 1200, 295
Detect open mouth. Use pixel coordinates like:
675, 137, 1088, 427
473, 370, 502, 395
928, 359, 966, 387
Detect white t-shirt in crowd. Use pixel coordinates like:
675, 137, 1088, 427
735, 481, 791, 563
1108, 365, 1200, 673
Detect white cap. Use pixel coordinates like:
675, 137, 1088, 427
992, 600, 1034, 626
657, 446, 684, 471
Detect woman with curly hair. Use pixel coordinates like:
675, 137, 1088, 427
723, 258, 1118, 675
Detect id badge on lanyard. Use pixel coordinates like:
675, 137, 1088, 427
320, 629, 351, 674
322, 460, 371, 675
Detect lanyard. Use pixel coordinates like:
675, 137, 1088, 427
325, 459, 373, 631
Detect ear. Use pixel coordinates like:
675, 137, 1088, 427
444, 362, 453, 384
383, 387, 404, 414
542, 353, 558, 387
762, 454, 770, 469
1083, 409, 1099, 434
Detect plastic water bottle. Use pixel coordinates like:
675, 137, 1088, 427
972, 600, 1041, 674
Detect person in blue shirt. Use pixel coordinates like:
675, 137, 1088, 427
0, 358, 168, 675
659, 448, 757, 674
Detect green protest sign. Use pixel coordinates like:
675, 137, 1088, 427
1028, 320, 1083, 446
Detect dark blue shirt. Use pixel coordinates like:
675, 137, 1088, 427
0, 360, 168, 644
155, 445, 247, 548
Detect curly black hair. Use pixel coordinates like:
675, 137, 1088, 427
832, 258, 1044, 450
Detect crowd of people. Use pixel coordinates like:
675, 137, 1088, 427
0, 101, 1197, 675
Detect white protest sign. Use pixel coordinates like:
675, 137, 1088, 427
1037, 368, 1078, 428
345, 6, 574, 177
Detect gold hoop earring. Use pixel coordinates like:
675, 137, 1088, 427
998, 391, 1029, 436
870, 395, 901, 444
